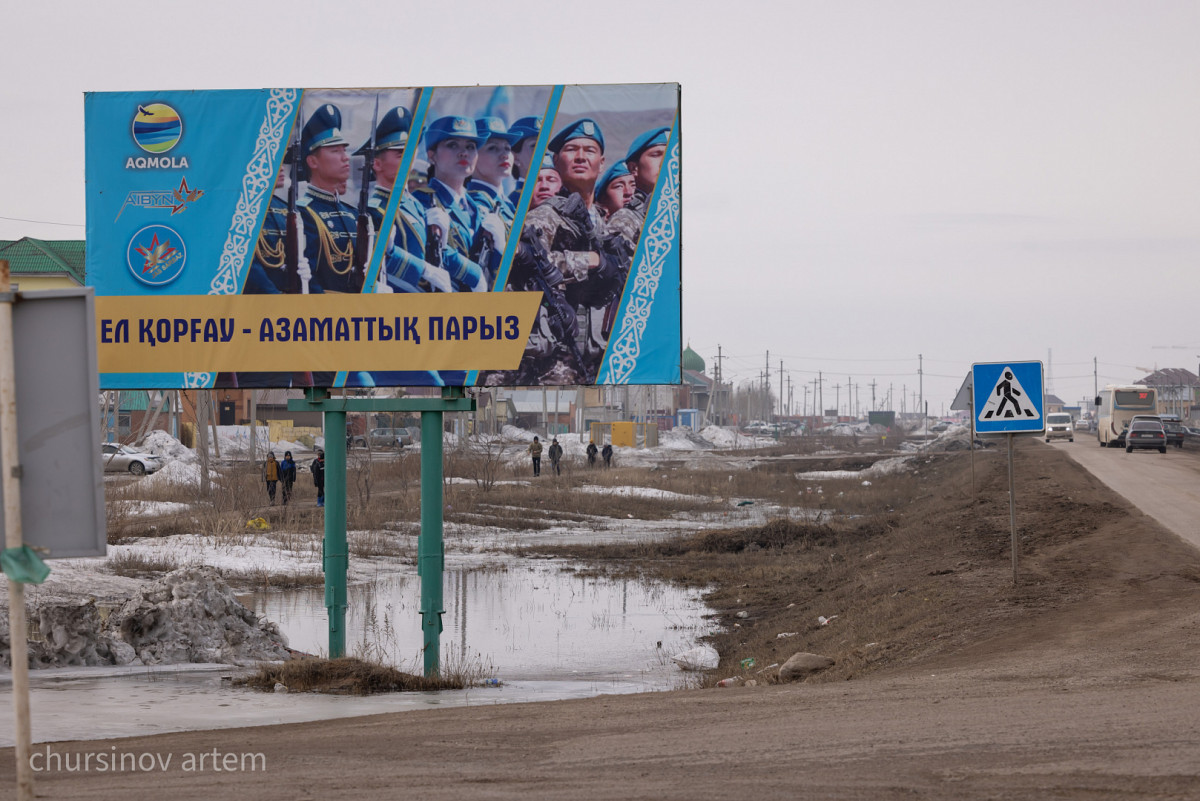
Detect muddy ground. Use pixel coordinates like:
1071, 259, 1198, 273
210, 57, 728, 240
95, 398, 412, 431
6, 440, 1200, 799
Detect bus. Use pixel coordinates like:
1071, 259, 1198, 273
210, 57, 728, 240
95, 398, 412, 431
1095, 385, 1158, 447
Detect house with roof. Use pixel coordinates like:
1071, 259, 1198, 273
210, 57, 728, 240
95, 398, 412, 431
1136, 368, 1200, 419
0, 238, 86, 289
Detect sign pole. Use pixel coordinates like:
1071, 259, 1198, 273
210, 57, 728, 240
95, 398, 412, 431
419, 389, 455, 677
1008, 432, 1018, 584
0, 261, 34, 801
289, 390, 473, 674
309, 388, 347, 658
969, 383, 975, 497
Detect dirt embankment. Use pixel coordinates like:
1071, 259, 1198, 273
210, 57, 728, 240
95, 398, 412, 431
7, 441, 1200, 800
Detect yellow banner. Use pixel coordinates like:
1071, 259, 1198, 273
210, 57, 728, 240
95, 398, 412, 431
96, 293, 542, 373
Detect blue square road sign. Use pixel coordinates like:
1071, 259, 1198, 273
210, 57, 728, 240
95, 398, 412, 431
972, 361, 1045, 434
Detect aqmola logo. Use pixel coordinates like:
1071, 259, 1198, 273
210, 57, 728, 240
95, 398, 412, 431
131, 103, 183, 153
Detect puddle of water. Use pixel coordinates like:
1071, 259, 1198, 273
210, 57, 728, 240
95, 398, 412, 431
249, 560, 711, 685
0, 560, 714, 746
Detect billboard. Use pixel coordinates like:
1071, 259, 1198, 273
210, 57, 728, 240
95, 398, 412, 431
85, 84, 681, 390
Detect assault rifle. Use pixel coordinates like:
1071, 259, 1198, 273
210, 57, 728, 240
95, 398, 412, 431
284, 106, 304, 294
349, 96, 380, 294
518, 231, 589, 381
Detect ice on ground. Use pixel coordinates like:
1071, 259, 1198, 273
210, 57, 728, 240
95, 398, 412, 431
671, 644, 719, 671
577, 485, 702, 502
111, 500, 192, 518
140, 459, 214, 488
2, 568, 289, 669
141, 430, 197, 464
797, 456, 913, 481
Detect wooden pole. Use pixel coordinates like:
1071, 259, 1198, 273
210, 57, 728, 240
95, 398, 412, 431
0, 260, 35, 800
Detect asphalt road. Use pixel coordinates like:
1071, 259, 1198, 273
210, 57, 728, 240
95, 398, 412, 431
1047, 435, 1200, 550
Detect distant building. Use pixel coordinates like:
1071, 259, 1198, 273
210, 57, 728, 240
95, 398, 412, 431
0, 238, 85, 290
1135, 368, 1200, 419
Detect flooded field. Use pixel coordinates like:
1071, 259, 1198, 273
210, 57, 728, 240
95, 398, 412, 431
249, 559, 712, 684
0, 560, 713, 746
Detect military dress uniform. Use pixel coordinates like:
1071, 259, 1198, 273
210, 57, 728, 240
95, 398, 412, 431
298, 185, 356, 294
411, 177, 494, 291
244, 194, 289, 294
506, 116, 542, 207
467, 116, 521, 227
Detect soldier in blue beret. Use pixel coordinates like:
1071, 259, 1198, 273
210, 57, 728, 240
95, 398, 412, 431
624, 126, 670, 197
497, 117, 633, 385
530, 152, 562, 209
507, 115, 542, 205
468, 117, 519, 225
411, 115, 506, 292
355, 105, 450, 388
594, 162, 635, 219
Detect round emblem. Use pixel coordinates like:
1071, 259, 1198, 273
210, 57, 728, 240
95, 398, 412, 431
127, 225, 187, 287
131, 103, 183, 154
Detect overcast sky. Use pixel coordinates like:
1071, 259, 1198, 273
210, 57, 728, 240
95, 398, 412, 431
2, 0, 1197, 414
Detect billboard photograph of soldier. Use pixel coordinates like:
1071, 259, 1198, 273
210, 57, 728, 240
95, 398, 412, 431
483, 83, 678, 386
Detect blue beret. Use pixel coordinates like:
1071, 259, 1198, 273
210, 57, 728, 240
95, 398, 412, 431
539, 152, 556, 170
624, 127, 670, 164
548, 118, 604, 154
424, 115, 487, 152
301, 104, 348, 162
475, 116, 522, 145
508, 116, 541, 145
355, 106, 412, 155
594, 162, 631, 201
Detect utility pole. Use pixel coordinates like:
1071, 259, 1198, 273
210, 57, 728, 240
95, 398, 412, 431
870, 380, 877, 411
834, 384, 840, 419
818, 371, 824, 420
764, 351, 771, 422
918, 353, 923, 428
1093, 356, 1098, 400
779, 360, 785, 419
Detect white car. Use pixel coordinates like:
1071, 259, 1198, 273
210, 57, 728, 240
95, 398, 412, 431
101, 443, 164, 475
1045, 413, 1074, 442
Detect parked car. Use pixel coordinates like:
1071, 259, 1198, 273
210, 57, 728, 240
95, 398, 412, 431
101, 443, 163, 475
1158, 414, 1186, 449
1044, 412, 1074, 442
1125, 420, 1167, 454
352, 427, 414, 449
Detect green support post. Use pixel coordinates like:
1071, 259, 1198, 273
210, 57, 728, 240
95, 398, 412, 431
419, 388, 458, 677
288, 388, 473, 672
310, 388, 347, 659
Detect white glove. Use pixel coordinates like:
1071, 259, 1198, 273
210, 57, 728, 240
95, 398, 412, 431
422, 262, 453, 293
426, 207, 450, 247
296, 212, 311, 293
375, 271, 393, 293
480, 212, 506, 254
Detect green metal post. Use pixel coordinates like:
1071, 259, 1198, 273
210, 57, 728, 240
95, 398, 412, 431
311, 388, 347, 659
418, 394, 449, 677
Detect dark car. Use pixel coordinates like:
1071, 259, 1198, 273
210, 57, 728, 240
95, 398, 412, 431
1158, 414, 1185, 449
1125, 420, 1167, 454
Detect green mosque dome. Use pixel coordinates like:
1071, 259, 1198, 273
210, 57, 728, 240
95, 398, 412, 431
682, 344, 706, 373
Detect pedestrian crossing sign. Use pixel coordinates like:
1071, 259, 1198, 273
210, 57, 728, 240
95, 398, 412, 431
972, 361, 1045, 434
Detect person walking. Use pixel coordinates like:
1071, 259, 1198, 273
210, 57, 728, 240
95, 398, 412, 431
586, 440, 598, 467
263, 452, 279, 505
548, 437, 563, 476
280, 451, 297, 505
311, 449, 325, 508
602, 443, 613, 468
528, 436, 543, 477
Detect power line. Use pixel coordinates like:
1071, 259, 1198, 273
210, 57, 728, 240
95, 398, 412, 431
0, 214, 84, 228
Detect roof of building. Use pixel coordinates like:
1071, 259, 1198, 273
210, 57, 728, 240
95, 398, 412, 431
1136, 368, 1199, 387
681, 344, 705, 374
0, 238, 85, 284
1045, 394, 1065, 406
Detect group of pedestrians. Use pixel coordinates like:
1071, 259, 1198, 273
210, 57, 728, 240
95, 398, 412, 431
262, 449, 326, 507
529, 436, 613, 476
